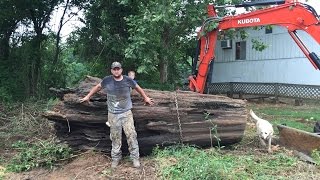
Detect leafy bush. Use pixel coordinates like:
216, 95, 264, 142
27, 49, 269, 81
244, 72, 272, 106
64, 58, 88, 87
7, 140, 72, 172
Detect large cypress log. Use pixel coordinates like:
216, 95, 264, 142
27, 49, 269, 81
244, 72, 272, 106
44, 76, 247, 155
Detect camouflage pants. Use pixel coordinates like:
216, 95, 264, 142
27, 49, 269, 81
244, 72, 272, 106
108, 110, 139, 161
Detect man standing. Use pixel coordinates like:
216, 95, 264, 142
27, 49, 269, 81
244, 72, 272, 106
80, 61, 154, 168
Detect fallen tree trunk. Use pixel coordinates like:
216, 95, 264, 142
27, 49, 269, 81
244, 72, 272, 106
44, 76, 247, 155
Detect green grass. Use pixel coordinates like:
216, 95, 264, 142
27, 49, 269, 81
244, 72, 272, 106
0, 156, 6, 180
250, 106, 319, 133
1, 98, 318, 178
256, 107, 320, 120
271, 119, 314, 132
153, 145, 298, 180
311, 149, 320, 166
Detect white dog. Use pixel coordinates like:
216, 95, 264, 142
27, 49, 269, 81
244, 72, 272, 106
249, 109, 274, 153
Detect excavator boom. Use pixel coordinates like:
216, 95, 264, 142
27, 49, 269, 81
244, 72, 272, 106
189, 0, 320, 93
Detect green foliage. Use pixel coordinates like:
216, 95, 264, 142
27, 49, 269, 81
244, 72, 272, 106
68, 0, 133, 78
200, 20, 219, 37
62, 49, 89, 87
7, 140, 72, 172
265, 25, 273, 31
250, 107, 319, 132
258, 107, 320, 120
204, 112, 222, 148
0, 87, 13, 102
40, 35, 68, 95
0, 0, 282, 99
123, 0, 210, 83
311, 149, 320, 166
45, 98, 60, 111
272, 119, 313, 132
239, 30, 249, 40
210, 124, 221, 148
251, 39, 268, 51
138, 80, 175, 91
0, 0, 89, 100
153, 145, 298, 180
0, 165, 4, 180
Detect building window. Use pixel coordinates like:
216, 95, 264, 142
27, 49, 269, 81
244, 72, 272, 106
235, 41, 246, 60
265, 26, 273, 34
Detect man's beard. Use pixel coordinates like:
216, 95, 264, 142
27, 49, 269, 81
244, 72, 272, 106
113, 74, 121, 78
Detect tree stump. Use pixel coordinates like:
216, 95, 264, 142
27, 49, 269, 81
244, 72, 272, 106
44, 76, 247, 155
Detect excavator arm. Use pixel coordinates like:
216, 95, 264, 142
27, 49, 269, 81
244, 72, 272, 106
189, 0, 320, 93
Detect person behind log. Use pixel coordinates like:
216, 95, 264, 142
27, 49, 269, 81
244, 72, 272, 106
128, 70, 136, 83
79, 61, 154, 168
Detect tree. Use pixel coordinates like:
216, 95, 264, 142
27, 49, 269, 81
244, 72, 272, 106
0, 0, 29, 101
25, 0, 62, 96
53, 0, 70, 65
68, 0, 143, 76
0, 0, 26, 60
123, 0, 212, 83
54, 0, 89, 66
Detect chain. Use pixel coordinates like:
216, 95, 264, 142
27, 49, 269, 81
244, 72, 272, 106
174, 91, 183, 143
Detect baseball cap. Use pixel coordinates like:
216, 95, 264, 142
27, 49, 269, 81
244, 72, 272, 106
111, 61, 122, 69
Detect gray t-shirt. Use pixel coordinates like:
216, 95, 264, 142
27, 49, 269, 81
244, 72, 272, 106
101, 75, 137, 114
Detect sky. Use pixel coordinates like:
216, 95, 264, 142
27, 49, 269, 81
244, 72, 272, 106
51, 0, 320, 41
303, 0, 320, 13
50, 6, 85, 41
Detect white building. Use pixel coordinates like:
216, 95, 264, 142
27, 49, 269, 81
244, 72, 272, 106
210, 26, 320, 86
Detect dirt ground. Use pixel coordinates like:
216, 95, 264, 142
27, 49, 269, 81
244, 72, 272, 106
2, 99, 320, 180
4, 142, 320, 180
5, 151, 158, 180
4, 126, 319, 180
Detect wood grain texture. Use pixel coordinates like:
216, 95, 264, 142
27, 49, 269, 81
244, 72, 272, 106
44, 76, 247, 155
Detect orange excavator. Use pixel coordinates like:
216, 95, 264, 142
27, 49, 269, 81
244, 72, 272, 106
189, 0, 320, 93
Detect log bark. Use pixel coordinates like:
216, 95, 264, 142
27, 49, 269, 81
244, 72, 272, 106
44, 76, 247, 155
